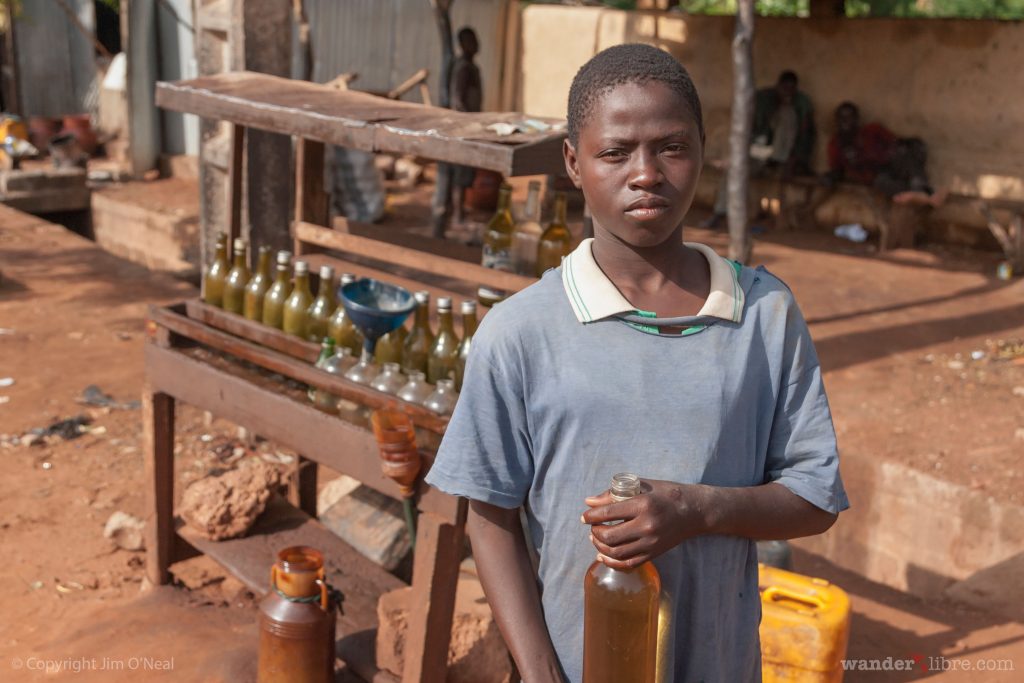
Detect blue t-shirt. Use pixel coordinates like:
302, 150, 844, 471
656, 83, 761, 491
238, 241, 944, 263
426, 261, 849, 683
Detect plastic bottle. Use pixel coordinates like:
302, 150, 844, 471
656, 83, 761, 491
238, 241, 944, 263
582, 473, 661, 683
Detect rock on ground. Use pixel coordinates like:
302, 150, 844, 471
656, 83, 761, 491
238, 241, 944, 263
103, 511, 146, 551
377, 573, 512, 682
178, 459, 281, 541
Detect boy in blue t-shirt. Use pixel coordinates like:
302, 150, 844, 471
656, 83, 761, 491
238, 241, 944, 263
426, 44, 849, 683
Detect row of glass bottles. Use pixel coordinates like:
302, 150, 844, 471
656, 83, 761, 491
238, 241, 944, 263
478, 183, 574, 306
311, 337, 460, 417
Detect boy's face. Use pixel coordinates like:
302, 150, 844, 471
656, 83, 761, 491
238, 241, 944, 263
564, 81, 703, 249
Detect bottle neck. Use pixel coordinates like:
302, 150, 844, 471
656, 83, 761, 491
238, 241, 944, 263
496, 188, 511, 213
232, 250, 247, 269
294, 272, 311, 295
274, 265, 290, 284
317, 276, 336, 302
553, 194, 567, 225
415, 303, 430, 329
524, 187, 541, 222
462, 312, 478, 338
256, 249, 271, 275
437, 309, 454, 335
214, 245, 227, 263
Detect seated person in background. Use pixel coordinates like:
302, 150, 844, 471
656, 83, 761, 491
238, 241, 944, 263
705, 70, 816, 228
825, 102, 946, 207
451, 26, 483, 225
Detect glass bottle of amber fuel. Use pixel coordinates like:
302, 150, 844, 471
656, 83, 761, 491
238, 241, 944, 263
583, 472, 660, 683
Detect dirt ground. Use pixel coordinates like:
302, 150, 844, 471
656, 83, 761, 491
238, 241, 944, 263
1, 178, 1022, 682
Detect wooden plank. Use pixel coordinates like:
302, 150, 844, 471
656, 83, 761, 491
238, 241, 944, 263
155, 72, 567, 176
148, 305, 449, 435
176, 495, 401, 632
402, 507, 467, 683
184, 299, 321, 363
144, 343, 460, 523
296, 456, 318, 518
143, 386, 176, 586
332, 217, 481, 264
302, 253, 475, 308
294, 221, 536, 294
227, 123, 245, 245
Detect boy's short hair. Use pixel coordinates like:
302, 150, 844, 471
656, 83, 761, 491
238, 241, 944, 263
567, 43, 704, 147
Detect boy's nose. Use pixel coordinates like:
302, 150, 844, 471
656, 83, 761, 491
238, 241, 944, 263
627, 152, 662, 190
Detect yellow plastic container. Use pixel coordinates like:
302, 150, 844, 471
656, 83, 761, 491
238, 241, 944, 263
759, 563, 851, 682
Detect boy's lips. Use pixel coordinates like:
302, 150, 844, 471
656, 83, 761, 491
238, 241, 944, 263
624, 197, 671, 221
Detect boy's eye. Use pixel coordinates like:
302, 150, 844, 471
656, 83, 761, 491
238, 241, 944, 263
597, 149, 627, 161
662, 143, 688, 154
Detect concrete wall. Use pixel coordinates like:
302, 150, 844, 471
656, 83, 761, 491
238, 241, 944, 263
517, 7, 1024, 201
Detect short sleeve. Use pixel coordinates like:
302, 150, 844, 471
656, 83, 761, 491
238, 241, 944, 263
424, 330, 533, 509
763, 295, 850, 515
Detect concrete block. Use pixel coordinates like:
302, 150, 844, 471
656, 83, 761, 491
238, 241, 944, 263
1, 168, 86, 194
319, 484, 411, 572
376, 575, 512, 682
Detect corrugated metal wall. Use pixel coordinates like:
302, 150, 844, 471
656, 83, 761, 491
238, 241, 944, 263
305, 0, 509, 110
14, 0, 98, 117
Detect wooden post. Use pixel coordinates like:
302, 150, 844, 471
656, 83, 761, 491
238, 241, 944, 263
289, 456, 319, 519
293, 138, 329, 257
727, 0, 755, 264
429, 0, 456, 238
143, 386, 176, 586
402, 504, 467, 683
228, 123, 245, 248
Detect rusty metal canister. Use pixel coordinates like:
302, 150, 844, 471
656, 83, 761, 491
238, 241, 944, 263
257, 546, 336, 683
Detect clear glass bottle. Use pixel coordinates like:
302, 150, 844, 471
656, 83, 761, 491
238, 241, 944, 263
424, 378, 459, 416
244, 245, 273, 321
370, 362, 406, 395
397, 370, 433, 405
401, 290, 434, 376
454, 300, 477, 391
261, 250, 293, 329
511, 180, 543, 276
478, 183, 514, 307
344, 349, 379, 386
427, 297, 460, 384
201, 233, 229, 307
536, 191, 573, 276
308, 337, 337, 412
306, 265, 337, 343
283, 260, 313, 338
583, 473, 661, 683
222, 238, 250, 314
328, 273, 364, 355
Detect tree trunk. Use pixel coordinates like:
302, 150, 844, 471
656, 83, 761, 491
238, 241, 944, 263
430, 0, 455, 238
727, 0, 755, 264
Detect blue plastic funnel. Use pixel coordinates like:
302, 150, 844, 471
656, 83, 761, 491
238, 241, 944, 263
340, 278, 417, 355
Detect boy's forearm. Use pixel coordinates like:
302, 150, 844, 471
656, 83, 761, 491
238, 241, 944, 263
701, 482, 837, 541
467, 500, 564, 683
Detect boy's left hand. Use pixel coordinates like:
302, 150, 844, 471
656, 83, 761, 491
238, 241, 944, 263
582, 479, 711, 570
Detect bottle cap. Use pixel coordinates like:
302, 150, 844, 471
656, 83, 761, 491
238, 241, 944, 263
460, 300, 477, 315
341, 273, 357, 285
232, 238, 246, 253
414, 290, 431, 305
319, 264, 335, 280
437, 296, 452, 310
294, 260, 309, 275
258, 244, 271, 255
276, 250, 292, 265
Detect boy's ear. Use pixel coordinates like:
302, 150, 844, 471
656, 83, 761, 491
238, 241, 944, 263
563, 139, 582, 189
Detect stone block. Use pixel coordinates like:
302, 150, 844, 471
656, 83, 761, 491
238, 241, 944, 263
0, 168, 86, 194
376, 575, 512, 682
319, 484, 411, 572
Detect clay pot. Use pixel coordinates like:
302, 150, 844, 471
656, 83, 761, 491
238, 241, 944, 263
60, 114, 98, 155
28, 116, 62, 152
465, 170, 504, 212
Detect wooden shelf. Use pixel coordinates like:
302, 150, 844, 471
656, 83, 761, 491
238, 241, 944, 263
156, 71, 567, 176
178, 495, 401, 682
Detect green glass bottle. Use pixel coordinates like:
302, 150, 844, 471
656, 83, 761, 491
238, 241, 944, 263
402, 290, 434, 376
222, 238, 250, 314
261, 250, 293, 330
308, 336, 337, 409
427, 296, 460, 384
283, 260, 313, 337
328, 273, 364, 355
478, 184, 514, 308
243, 245, 273, 321
202, 233, 229, 307
375, 324, 408, 365
306, 264, 337, 343
454, 300, 477, 391
536, 191, 573, 276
